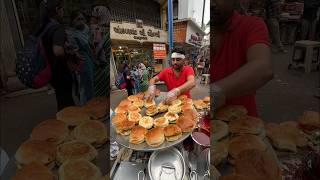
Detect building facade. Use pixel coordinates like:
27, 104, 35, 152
108, 0, 169, 87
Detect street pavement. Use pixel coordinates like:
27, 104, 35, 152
256, 46, 319, 122
0, 46, 319, 158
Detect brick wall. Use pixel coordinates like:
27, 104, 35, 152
173, 21, 187, 43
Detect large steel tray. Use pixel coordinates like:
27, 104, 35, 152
110, 92, 192, 152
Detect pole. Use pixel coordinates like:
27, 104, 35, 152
168, 0, 173, 52
201, 0, 206, 30
165, 0, 173, 68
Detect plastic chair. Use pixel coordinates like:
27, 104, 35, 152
289, 40, 320, 73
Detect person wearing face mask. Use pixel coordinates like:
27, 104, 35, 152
145, 48, 196, 104
67, 10, 94, 105
211, 0, 273, 117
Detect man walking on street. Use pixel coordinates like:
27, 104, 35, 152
301, 0, 320, 40
266, 0, 287, 53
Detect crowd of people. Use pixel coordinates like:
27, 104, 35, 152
118, 51, 209, 97
37, 0, 110, 110
120, 62, 150, 96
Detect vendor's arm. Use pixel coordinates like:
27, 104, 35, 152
145, 76, 160, 100
215, 43, 273, 99
175, 75, 196, 95
164, 74, 196, 103
212, 17, 273, 108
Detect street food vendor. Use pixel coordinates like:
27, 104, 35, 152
145, 48, 196, 103
211, 0, 274, 116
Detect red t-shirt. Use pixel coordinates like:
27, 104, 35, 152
157, 66, 195, 98
211, 11, 269, 116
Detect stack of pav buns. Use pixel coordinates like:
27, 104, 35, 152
11, 163, 55, 180
84, 97, 107, 121
13, 96, 108, 179
112, 93, 207, 147
214, 106, 315, 180
213, 106, 272, 168
265, 121, 308, 153
298, 111, 320, 133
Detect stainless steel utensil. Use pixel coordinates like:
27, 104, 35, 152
148, 148, 186, 180
203, 148, 210, 179
138, 168, 146, 180
110, 92, 192, 151
188, 152, 198, 180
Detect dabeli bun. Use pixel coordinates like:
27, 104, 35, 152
144, 99, 156, 108
177, 115, 195, 133
129, 127, 148, 144
145, 105, 158, 116
169, 99, 182, 107
114, 106, 127, 114
127, 95, 139, 102
145, 127, 165, 147
154, 117, 169, 128
181, 104, 194, 112
112, 113, 127, 126
128, 112, 142, 124
139, 116, 154, 129
118, 99, 131, 108
168, 105, 182, 114
164, 124, 182, 142
133, 99, 144, 108
115, 120, 135, 136
164, 112, 179, 124
127, 105, 141, 114
157, 102, 168, 113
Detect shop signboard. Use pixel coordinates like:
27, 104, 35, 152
110, 22, 168, 43
153, 43, 166, 59
185, 21, 204, 47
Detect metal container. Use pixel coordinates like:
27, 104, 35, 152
148, 148, 186, 180
112, 162, 149, 180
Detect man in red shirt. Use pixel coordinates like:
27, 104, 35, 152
146, 48, 196, 103
211, 0, 273, 116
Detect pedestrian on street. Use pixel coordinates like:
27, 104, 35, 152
91, 4, 111, 97
39, 0, 75, 111
266, 0, 287, 53
67, 10, 94, 105
145, 48, 196, 103
197, 57, 205, 77
301, 0, 320, 40
138, 63, 149, 92
131, 66, 141, 94
211, 0, 273, 117
123, 63, 134, 96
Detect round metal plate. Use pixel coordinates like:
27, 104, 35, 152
148, 148, 186, 180
110, 93, 192, 151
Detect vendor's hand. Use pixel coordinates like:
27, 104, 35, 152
145, 85, 156, 100
164, 88, 180, 104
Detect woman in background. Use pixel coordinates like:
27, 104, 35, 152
138, 63, 149, 92
123, 63, 134, 96
90, 5, 111, 97
68, 10, 94, 105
